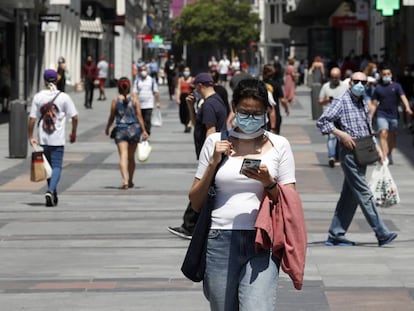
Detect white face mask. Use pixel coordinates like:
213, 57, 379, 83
140, 71, 148, 78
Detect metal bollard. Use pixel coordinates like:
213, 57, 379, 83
9, 100, 28, 158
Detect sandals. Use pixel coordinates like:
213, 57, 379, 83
120, 182, 134, 190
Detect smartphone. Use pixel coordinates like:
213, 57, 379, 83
240, 158, 261, 174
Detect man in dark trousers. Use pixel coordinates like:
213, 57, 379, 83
168, 72, 229, 239
164, 54, 177, 101
81, 55, 98, 109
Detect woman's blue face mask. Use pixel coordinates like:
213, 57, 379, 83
235, 112, 266, 134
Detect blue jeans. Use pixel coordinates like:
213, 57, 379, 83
327, 133, 338, 159
42, 145, 64, 193
328, 146, 390, 239
204, 230, 280, 311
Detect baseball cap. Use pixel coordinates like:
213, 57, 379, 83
193, 72, 213, 85
43, 69, 58, 82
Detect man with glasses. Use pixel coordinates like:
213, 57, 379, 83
316, 72, 398, 247
168, 72, 229, 239
371, 65, 413, 164
318, 67, 348, 167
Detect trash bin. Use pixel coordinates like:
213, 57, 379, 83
311, 83, 323, 120
9, 100, 28, 158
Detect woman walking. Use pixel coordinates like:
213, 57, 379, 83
176, 66, 193, 132
189, 78, 306, 310
105, 77, 148, 189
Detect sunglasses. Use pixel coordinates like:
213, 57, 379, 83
352, 79, 367, 86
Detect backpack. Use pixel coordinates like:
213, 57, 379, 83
38, 92, 61, 134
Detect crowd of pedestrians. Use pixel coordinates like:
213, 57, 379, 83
26, 49, 413, 310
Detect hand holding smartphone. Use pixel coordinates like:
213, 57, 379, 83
240, 158, 261, 174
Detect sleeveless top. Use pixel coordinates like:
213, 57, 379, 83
115, 96, 138, 127
180, 78, 192, 94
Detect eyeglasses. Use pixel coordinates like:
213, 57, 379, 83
237, 111, 266, 120
352, 80, 367, 86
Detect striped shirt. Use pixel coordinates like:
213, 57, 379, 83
316, 89, 373, 139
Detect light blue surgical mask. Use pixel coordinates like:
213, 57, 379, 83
235, 112, 265, 134
183, 71, 190, 77
351, 82, 365, 97
382, 76, 392, 84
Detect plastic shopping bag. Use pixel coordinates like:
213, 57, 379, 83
137, 141, 152, 162
369, 162, 400, 208
151, 107, 163, 127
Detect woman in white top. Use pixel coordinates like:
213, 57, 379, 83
189, 79, 296, 310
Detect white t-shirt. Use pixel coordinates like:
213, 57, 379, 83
195, 131, 296, 230
29, 89, 78, 146
319, 80, 348, 111
133, 76, 159, 109
97, 60, 109, 78
218, 58, 230, 75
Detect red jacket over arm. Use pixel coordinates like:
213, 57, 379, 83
255, 184, 307, 290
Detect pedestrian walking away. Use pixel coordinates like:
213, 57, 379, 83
318, 67, 348, 167
81, 55, 98, 109
168, 72, 229, 240
28, 69, 78, 207
105, 77, 149, 189
371, 65, 413, 164
133, 64, 161, 135
97, 55, 109, 101
188, 78, 305, 310
175, 66, 193, 133
316, 71, 398, 247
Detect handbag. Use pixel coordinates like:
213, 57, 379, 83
369, 162, 400, 208
353, 135, 379, 166
181, 131, 228, 282
110, 126, 117, 139
136, 140, 152, 162
151, 107, 163, 127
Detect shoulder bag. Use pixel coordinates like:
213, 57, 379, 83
181, 131, 228, 282
353, 107, 379, 166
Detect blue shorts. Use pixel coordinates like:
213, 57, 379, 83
376, 116, 398, 132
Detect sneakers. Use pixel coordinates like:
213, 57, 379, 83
53, 191, 58, 206
45, 191, 58, 207
378, 232, 398, 247
45, 191, 54, 207
325, 235, 356, 246
328, 157, 335, 168
167, 226, 192, 240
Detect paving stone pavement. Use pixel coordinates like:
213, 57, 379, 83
0, 83, 413, 311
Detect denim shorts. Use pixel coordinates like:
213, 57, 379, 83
203, 229, 280, 311
376, 116, 398, 132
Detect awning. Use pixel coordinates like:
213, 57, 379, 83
80, 17, 103, 40
283, 0, 343, 27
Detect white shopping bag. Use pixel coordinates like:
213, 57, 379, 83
33, 144, 52, 179
151, 107, 163, 127
137, 141, 152, 162
369, 162, 400, 208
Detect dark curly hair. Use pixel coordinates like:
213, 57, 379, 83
117, 77, 131, 95
232, 78, 270, 109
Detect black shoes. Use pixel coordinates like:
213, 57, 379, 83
328, 157, 335, 168
378, 232, 398, 247
45, 191, 58, 207
167, 226, 192, 240
325, 235, 356, 246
